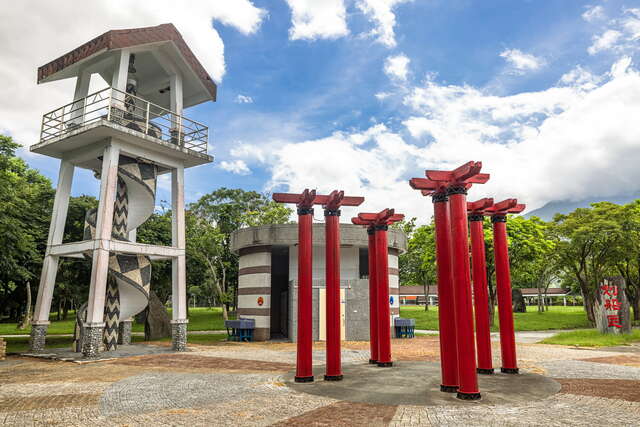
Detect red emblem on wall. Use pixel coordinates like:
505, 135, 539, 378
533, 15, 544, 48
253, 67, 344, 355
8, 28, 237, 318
257, 297, 264, 306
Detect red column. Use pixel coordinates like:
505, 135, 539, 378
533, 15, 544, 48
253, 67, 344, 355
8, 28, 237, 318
295, 208, 314, 382
432, 193, 459, 392
375, 225, 392, 367
492, 215, 519, 374
367, 227, 379, 364
469, 215, 493, 374
324, 208, 343, 381
448, 187, 481, 400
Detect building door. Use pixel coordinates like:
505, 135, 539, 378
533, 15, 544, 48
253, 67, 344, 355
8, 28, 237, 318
318, 288, 346, 341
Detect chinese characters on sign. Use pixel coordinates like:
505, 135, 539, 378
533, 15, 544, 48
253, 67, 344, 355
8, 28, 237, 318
601, 284, 622, 328
595, 277, 630, 334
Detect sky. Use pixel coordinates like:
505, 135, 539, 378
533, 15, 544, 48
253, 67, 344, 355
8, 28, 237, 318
1, 0, 640, 223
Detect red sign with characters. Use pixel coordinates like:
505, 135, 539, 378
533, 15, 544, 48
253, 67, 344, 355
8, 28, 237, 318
601, 283, 622, 329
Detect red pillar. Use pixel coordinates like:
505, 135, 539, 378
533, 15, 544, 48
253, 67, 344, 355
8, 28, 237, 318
469, 215, 493, 374
432, 192, 459, 391
492, 215, 519, 374
324, 208, 343, 381
295, 208, 314, 382
448, 187, 481, 400
367, 227, 379, 364
375, 225, 392, 367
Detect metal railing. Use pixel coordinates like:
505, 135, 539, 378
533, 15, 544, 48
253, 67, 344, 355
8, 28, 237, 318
40, 87, 209, 154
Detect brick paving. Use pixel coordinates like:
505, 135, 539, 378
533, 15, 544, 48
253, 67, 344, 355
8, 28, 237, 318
2, 337, 640, 426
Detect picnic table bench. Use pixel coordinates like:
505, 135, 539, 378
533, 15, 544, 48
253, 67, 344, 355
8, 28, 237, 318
224, 318, 255, 342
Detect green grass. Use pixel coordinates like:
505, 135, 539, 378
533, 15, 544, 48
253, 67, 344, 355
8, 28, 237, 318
3, 332, 229, 353
3, 336, 75, 353
0, 307, 232, 336
540, 329, 640, 347
400, 305, 590, 332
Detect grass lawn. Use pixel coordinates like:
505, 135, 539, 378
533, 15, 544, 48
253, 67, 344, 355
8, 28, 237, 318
540, 329, 640, 347
3, 332, 228, 353
400, 305, 591, 331
0, 307, 233, 336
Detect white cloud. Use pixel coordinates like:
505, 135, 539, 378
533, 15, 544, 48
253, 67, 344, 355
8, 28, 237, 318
622, 9, 640, 40
229, 57, 640, 222
0, 0, 266, 147
219, 160, 251, 175
588, 29, 623, 54
235, 94, 254, 104
285, 0, 349, 41
559, 65, 602, 90
384, 54, 410, 80
357, 0, 412, 48
375, 92, 392, 100
499, 49, 545, 72
582, 5, 605, 22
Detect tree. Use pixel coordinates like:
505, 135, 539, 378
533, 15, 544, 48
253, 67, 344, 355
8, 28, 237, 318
506, 216, 558, 312
188, 188, 292, 316
0, 135, 54, 322
552, 202, 622, 324
397, 218, 436, 310
607, 200, 640, 320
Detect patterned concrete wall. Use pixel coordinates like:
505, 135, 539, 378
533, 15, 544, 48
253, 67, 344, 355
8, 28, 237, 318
237, 246, 271, 341
0, 338, 5, 360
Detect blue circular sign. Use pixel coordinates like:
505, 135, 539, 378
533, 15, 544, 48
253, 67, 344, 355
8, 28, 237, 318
389, 296, 394, 305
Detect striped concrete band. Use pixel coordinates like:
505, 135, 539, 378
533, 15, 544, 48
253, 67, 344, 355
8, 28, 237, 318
237, 287, 272, 295
239, 245, 272, 256
238, 266, 271, 276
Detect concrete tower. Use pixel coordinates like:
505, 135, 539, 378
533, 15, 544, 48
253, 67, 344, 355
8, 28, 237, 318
29, 24, 215, 357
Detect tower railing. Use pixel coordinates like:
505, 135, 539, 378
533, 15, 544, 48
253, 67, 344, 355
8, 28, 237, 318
40, 87, 209, 154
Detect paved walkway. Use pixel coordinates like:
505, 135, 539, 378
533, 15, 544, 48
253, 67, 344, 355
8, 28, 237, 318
415, 329, 582, 344
2, 337, 640, 425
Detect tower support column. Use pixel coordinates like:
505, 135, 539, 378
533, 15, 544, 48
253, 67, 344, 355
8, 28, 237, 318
295, 207, 314, 382
448, 186, 480, 400
375, 225, 392, 367
432, 192, 459, 391
30, 159, 75, 351
171, 165, 188, 351
324, 208, 343, 381
469, 215, 493, 374
83, 143, 120, 357
367, 227, 379, 364
493, 215, 518, 374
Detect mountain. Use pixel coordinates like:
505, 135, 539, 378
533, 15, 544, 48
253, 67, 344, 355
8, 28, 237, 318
525, 192, 640, 221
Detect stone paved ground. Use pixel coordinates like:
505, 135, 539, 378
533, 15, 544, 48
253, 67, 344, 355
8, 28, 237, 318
1, 336, 640, 426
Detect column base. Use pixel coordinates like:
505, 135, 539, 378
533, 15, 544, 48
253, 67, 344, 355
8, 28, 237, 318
440, 385, 459, 393
377, 361, 393, 367
477, 368, 495, 375
368, 359, 377, 364
456, 391, 482, 401
82, 324, 104, 358
29, 323, 48, 352
171, 320, 188, 352
501, 367, 519, 374
118, 320, 132, 345
324, 374, 343, 381
295, 376, 314, 383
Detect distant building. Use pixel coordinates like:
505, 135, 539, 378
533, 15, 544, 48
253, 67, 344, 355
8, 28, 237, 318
399, 286, 572, 306
231, 224, 407, 341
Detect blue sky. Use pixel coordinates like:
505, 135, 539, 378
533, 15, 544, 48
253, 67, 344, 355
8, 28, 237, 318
2, 0, 640, 221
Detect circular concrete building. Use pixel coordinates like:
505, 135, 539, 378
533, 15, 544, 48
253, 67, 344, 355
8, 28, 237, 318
230, 224, 407, 341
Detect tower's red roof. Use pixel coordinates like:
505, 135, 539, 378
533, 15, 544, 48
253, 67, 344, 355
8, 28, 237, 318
37, 23, 216, 100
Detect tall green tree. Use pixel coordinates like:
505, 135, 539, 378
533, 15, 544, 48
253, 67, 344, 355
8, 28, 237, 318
188, 188, 292, 315
0, 135, 54, 321
398, 219, 437, 310
607, 200, 640, 320
552, 202, 622, 324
